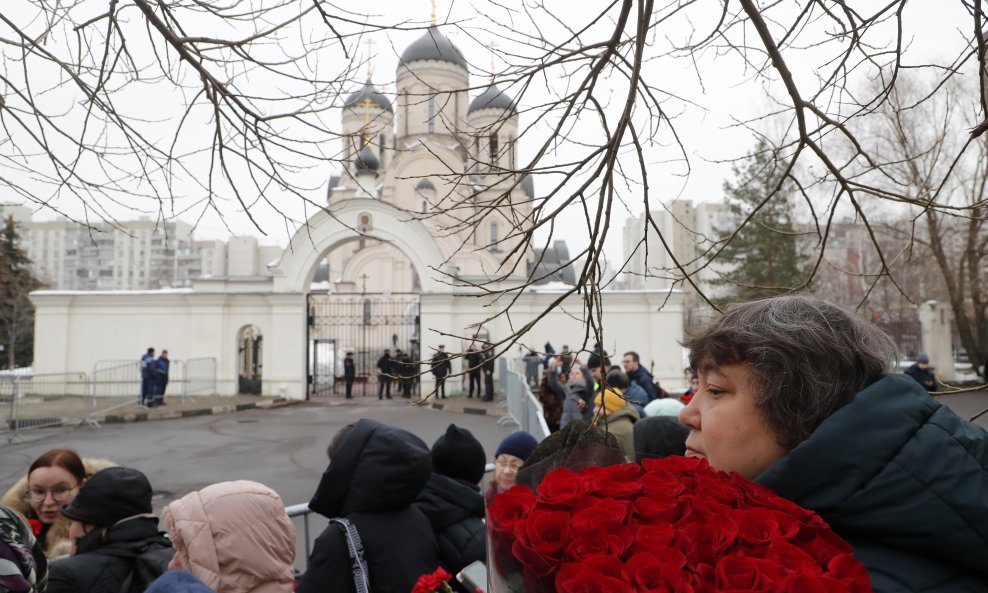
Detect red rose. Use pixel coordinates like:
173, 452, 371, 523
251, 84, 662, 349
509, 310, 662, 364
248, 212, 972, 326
642, 455, 710, 474
487, 485, 536, 534
634, 495, 679, 523
556, 555, 632, 593
571, 497, 631, 532
632, 524, 694, 558
512, 509, 570, 573
536, 468, 588, 508
640, 471, 686, 498
774, 574, 852, 593
622, 551, 693, 593
27, 519, 43, 537
694, 473, 742, 506
827, 554, 873, 593
714, 555, 775, 592
732, 508, 781, 547
583, 463, 644, 498
565, 526, 631, 560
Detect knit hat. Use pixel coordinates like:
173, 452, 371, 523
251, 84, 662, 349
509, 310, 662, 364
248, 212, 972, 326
594, 388, 626, 413
61, 467, 153, 526
432, 424, 487, 485
495, 432, 539, 462
917, 353, 930, 364
643, 397, 685, 418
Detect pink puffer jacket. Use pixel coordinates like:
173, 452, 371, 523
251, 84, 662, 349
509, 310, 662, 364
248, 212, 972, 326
163, 481, 295, 593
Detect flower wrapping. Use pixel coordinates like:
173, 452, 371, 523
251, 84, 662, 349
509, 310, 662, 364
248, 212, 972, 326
487, 456, 874, 593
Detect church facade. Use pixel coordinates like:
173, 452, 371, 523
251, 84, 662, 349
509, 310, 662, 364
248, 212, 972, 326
30, 27, 685, 399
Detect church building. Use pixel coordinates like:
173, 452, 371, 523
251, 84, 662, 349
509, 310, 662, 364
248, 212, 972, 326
30, 26, 684, 400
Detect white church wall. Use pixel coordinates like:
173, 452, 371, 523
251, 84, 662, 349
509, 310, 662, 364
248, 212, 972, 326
30, 290, 307, 398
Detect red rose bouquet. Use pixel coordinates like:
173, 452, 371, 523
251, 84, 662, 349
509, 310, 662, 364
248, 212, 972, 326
487, 456, 873, 593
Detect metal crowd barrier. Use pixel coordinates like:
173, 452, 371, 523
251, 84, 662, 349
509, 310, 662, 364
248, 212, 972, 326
498, 357, 551, 441
0, 358, 218, 443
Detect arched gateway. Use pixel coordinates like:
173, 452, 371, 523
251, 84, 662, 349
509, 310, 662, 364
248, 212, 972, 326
269, 199, 448, 398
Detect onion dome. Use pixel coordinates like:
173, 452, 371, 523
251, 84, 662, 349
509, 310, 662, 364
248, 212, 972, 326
468, 84, 515, 114
344, 82, 393, 113
415, 179, 435, 192
400, 26, 467, 68
355, 146, 379, 172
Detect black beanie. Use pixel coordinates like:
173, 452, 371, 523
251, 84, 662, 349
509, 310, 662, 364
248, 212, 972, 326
61, 467, 153, 526
432, 424, 487, 485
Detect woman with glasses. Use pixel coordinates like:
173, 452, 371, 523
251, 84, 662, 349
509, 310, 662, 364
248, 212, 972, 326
1, 448, 114, 558
488, 432, 538, 500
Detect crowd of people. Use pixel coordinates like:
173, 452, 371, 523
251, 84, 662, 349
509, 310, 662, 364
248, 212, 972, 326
4, 295, 985, 593
0, 422, 543, 593
139, 348, 170, 408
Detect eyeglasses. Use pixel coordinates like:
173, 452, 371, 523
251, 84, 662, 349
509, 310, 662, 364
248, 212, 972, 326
28, 485, 77, 503
494, 460, 524, 473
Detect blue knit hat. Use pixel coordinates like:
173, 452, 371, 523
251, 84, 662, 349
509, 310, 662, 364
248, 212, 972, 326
495, 431, 539, 461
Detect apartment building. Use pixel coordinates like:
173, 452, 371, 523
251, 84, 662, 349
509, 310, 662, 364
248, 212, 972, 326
1, 204, 278, 290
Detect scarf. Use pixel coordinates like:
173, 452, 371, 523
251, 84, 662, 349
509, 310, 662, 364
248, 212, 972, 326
0, 506, 46, 593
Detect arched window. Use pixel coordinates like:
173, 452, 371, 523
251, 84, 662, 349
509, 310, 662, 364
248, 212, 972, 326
379, 133, 386, 167
489, 134, 499, 170
490, 222, 498, 251
362, 299, 372, 325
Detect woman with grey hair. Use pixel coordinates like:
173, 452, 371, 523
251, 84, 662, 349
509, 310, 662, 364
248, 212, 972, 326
679, 295, 988, 593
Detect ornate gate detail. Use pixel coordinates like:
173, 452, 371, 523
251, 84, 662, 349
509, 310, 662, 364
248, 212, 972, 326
307, 294, 420, 398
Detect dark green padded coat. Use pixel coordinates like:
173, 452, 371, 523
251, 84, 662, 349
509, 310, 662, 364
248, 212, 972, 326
756, 374, 988, 593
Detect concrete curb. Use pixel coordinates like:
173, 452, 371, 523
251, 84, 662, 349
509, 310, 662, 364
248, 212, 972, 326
427, 399, 503, 417
95, 397, 293, 425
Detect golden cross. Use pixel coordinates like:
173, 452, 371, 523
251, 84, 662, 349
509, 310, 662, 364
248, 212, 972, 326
430, 0, 437, 25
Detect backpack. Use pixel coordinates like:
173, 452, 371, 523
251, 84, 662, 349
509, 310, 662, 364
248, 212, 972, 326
100, 534, 174, 593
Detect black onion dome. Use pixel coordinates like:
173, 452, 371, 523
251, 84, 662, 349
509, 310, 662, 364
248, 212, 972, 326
415, 179, 435, 191
468, 84, 516, 114
400, 26, 467, 68
344, 82, 393, 113
355, 146, 380, 172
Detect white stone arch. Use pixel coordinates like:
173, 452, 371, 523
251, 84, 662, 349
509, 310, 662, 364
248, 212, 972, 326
269, 198, 450, 294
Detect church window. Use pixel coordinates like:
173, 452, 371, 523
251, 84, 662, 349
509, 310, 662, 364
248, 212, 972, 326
490, 222, 498, 250
379, 133, 386, 167
489, 134, 498, 169
362, 299, 372, 324
422, 200, 428, 213
428, 95, 435, 134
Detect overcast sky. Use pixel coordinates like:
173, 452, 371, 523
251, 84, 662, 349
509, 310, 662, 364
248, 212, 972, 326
3, 0, 978, 264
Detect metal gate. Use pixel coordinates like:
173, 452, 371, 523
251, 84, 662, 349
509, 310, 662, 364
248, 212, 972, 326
307, 293, 421, 398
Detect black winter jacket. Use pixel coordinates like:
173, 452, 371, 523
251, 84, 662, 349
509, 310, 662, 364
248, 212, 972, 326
46, 517, 173, 593
297, 419, 441, 593
756, 374, 988, 593
414, 473, 486, 582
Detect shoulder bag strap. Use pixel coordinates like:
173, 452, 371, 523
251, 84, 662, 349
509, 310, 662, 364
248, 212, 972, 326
330, 517, 372, 593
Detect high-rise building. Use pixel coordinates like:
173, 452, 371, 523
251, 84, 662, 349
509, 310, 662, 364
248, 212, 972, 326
0, 206, 279, 290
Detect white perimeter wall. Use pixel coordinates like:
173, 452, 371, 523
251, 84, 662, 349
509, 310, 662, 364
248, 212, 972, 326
31, 289, 307, 398
31, 287, 683, 400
